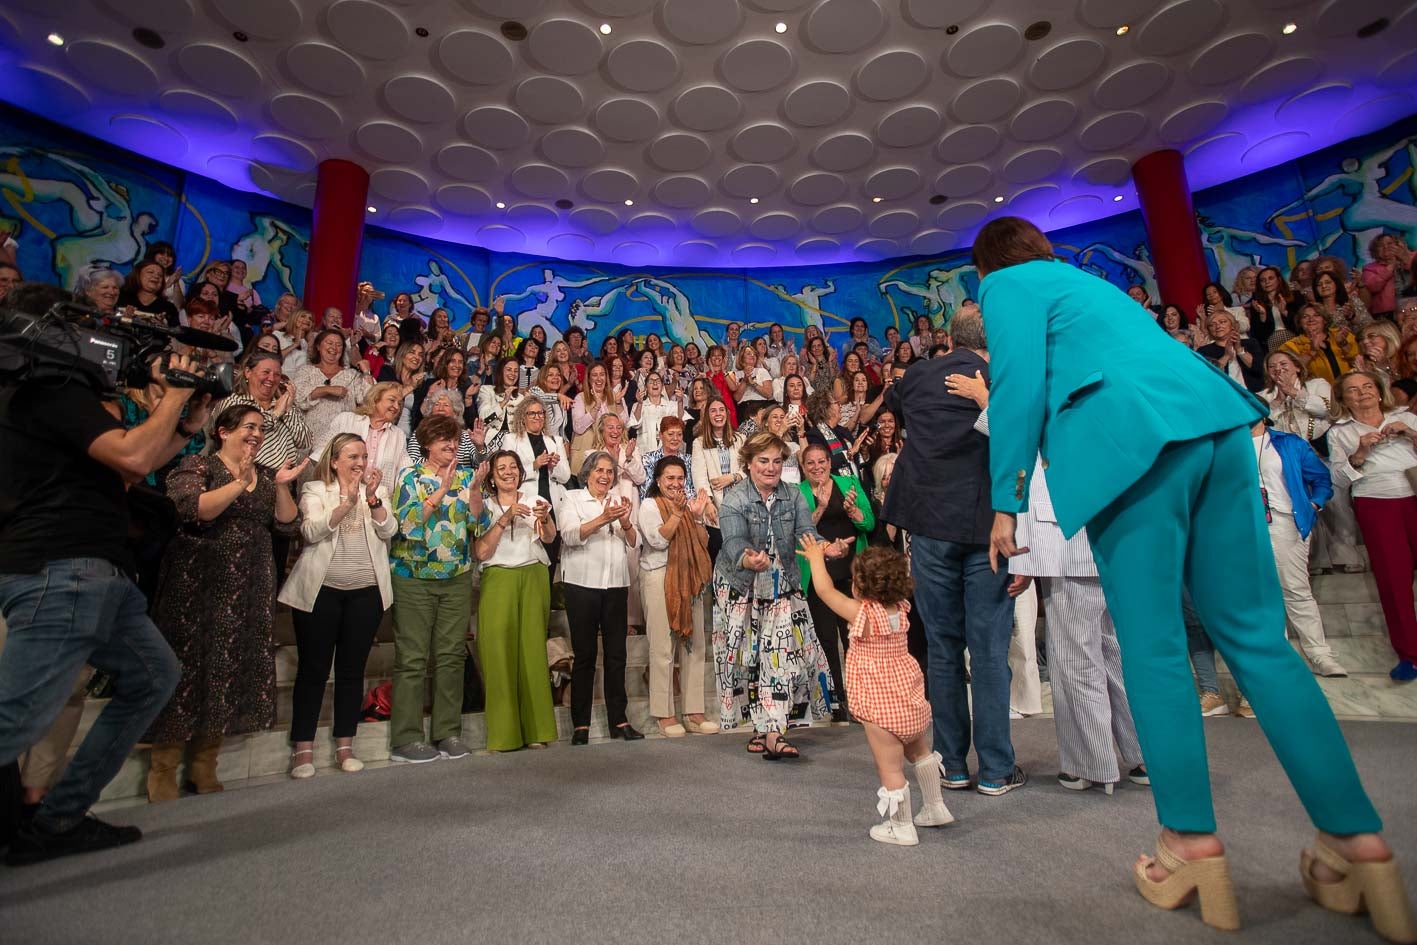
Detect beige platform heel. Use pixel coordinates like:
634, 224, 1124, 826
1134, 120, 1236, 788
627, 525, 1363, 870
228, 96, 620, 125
1133, 838, 1240, 931
1301, 840, 1417, 944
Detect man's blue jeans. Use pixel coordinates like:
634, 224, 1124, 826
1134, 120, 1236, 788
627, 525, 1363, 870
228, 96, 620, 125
910, 535, 1016, 782
0, 559, 179, 831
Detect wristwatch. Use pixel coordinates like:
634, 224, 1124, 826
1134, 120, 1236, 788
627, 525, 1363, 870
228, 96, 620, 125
367, 497, 383, 509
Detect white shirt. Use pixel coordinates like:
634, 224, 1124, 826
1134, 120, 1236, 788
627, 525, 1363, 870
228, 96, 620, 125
481, 491, 552, 569
1252, 431, 1293, 515
557, 488, 632, 587
1261, 378, 1333, 441
636, 499, 672, 571
635, 396, 681, 452
734, 366, 773, 403
1328, 410, 1417, 499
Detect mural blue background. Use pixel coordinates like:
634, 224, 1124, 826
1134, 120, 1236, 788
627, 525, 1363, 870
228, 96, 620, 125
2, 102, 1414, 355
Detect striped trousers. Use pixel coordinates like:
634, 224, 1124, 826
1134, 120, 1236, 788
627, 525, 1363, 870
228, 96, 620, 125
1038, 576, 1144, 784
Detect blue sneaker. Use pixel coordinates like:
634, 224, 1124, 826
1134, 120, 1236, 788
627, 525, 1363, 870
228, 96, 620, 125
1390, 660, 1417, 683
941, 769, 972, 791
977, 766, 1028, 796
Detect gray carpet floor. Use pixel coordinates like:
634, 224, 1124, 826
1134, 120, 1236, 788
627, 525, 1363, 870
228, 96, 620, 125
1, 719, 1413, 945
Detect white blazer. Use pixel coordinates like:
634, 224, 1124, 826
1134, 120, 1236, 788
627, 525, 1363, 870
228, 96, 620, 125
277, 480, 399, 612
503, 431, 571, 508
307, 412, 410, 492
691, 435, 744, 507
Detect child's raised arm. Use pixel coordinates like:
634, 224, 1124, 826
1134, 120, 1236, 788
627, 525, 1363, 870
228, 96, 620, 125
797, 535, 861, 624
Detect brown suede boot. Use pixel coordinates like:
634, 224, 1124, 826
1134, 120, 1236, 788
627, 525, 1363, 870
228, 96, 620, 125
185, 737, 225, 794
146, 744, 183, 803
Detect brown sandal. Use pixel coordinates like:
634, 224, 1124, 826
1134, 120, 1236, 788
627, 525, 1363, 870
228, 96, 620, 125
745, 733, 766, 754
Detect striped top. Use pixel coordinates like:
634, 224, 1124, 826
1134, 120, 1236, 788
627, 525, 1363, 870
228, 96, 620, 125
213, 394, 311, 470
324, 500, 378, 590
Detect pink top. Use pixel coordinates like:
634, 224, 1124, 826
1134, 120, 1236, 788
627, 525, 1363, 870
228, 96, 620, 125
1363, 261, 1398, 314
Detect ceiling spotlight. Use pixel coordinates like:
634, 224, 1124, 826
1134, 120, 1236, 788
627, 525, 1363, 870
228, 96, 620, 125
367, 205, 377, 213
1115, 25, 1130, 36
871, 197, 882, 203
47, 32, 64, 46
599, 23, 612, 35
495, 201, 506, 209
1113, 195, 1124, 202
1282, 23, 1297, 35
624, 199, 634, 206
774, 22, 788, 33
993, 195, 1005, 203
749, 197, 760, 204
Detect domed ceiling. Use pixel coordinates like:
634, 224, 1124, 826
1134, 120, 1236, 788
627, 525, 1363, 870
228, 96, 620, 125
1, 0, 1414, 268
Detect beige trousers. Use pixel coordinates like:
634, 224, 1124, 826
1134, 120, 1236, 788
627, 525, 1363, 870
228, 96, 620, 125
641, 567, 706, 718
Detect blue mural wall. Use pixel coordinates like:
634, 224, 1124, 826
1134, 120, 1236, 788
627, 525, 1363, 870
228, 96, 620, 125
2, 101, 1414, 355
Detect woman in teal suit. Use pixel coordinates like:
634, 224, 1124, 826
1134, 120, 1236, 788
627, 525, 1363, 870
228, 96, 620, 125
975, 217, 1413, 942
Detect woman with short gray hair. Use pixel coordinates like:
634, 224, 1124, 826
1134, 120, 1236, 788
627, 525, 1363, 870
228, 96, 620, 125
557, 450, 640, 745
75, 267, 122, 315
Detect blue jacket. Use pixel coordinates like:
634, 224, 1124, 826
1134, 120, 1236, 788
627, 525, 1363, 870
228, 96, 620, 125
1265, 428, 1334, 540
714, 477, 820, 595
980, 260, 1267, 537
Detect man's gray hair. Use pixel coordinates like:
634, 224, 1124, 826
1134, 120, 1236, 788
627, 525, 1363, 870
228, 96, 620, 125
950, 304, 987, 352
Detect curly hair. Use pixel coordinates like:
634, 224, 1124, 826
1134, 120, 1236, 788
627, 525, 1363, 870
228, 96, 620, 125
851, 546, 914, 606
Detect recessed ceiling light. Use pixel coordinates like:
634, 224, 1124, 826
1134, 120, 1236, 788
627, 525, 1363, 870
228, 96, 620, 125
1113, 194, 1124, 202
495, 201, 506, 209
871, 197, 882, 203
1282, 23, 1297, 35
774, 22, 788, 33
1115, 25, 1129, 36
749, 197, 759, 204
367, 206, 377, 213
993, 195, 1005, 203
599, 23, 612, 35
624, 199, 634, 206
47, 32, 64, 46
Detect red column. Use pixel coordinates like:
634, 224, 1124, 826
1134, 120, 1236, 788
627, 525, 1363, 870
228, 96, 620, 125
1132, 149, 1209, 320
303, 159, 370, 326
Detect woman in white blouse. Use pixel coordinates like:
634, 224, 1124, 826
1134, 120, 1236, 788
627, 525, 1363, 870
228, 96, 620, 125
1328, 370, 1417, 681
593, 412, 647, 627
476, 357, 524, 446
692, 398, 745, 560
1261, 351, 1364, 575
558, 451, 641, 745
275, 308, 315, 373
473, 450, 559, 752
632, 369, 682, 453
308, 382, 410, 488
292, 330, 371, 459
638, 455, 719, 738
725, 345, 775, 418
277, 433, 397, 777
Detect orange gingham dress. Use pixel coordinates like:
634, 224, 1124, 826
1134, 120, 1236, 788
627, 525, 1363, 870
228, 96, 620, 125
843, 600, 930, 740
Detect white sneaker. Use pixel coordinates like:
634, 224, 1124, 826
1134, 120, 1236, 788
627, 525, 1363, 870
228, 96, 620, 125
870, 787, 919, 846
1312, 656, 1349, 678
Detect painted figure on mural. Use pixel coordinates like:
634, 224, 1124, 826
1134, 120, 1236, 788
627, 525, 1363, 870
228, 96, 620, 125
1078, 243, 1159, 304
498, 268, 612, 344
1198, 216, 1308, 291
1274, 136, 1417, 256
0, 149, 157, 289
411, 259, 475, 322
230, 213, 308, 299
878, 262, 976, 326
567, 281, 634, 336
767, 279, 836, 340
629, 277, 717, 353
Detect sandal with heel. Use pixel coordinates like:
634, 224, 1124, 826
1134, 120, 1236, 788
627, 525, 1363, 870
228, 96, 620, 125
1133, 839, 1240, 931
1302, 840, 1417, 944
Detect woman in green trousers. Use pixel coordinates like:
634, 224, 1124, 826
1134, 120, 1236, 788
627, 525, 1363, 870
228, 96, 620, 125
474, 450, 559, 751
976, 216, 1413, 942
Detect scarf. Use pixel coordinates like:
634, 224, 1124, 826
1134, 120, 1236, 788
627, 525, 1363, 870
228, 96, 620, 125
654, 495, 712, 644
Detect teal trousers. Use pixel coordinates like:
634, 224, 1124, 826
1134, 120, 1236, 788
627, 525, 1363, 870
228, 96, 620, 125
1087, 426, 1381, 835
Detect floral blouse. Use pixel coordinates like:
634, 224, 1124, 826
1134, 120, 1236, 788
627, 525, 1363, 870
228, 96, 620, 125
390, 464, 491, 580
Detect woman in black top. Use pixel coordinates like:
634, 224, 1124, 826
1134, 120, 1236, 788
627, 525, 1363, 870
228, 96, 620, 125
118, 259, 181, 327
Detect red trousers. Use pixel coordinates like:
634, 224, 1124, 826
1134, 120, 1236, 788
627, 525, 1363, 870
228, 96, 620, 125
1352, 495, 1417, 662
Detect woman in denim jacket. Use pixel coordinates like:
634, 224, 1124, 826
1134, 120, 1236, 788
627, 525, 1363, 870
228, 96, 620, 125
712, 431, 849, 760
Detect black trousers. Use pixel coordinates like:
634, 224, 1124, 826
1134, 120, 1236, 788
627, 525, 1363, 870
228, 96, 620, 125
289, 585, 384, 741
563, 584, 629, 729
806, 584, 849, 709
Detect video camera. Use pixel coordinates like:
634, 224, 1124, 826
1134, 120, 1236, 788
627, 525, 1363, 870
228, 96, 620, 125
0, 288, 236, 397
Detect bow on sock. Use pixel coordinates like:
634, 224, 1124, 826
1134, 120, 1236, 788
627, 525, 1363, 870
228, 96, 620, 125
877, 786, 903, 817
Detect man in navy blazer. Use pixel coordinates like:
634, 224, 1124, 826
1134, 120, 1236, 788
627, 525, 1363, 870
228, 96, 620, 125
883, 306, 1022, 796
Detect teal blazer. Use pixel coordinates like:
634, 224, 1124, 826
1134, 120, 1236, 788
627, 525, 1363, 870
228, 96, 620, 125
979, 259, 1266, 537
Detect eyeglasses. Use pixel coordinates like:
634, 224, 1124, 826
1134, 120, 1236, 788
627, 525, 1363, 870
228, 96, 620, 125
525, 410, 546, 417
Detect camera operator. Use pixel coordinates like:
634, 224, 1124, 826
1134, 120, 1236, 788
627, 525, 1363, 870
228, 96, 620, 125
0, 282, 212, 866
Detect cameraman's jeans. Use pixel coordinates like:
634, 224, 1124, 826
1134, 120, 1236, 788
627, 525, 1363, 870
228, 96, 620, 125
0, 559, 179, 831
910, 535, 1016, 782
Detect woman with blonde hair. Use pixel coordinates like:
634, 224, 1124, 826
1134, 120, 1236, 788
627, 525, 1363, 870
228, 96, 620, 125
308, 381, 410, 487
275, 308, 315, 373
292, 329, 370, 450
570, 360, 626, 472
1280, 304, 1360, 385
1358, 321, 1403, 382
278, 433, 397, 778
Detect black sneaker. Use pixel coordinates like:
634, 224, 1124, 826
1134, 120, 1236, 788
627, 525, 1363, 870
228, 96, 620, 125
977, 766, 1028, 796
5, 814, 142, 867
